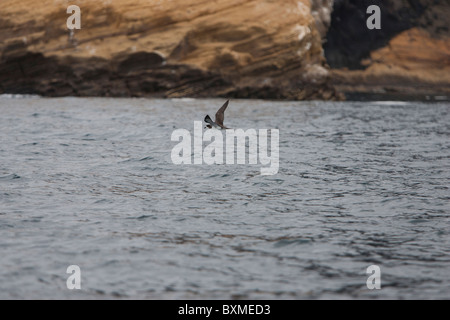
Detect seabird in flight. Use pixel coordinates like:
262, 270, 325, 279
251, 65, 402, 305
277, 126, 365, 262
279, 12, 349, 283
204, 100, 231, 129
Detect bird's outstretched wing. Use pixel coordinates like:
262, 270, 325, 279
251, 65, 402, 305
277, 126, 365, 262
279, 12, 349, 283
215, 100, 229, 128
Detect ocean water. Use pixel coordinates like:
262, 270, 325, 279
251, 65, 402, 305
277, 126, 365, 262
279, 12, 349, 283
0, 96, 449, 299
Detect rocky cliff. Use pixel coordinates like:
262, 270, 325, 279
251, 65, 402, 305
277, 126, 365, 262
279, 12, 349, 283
1, 0, 448, 100
325, 0, 450, 99
0, 0, 341, 100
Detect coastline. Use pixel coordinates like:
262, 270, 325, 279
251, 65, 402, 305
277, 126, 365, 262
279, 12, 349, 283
0, 0, 449, 101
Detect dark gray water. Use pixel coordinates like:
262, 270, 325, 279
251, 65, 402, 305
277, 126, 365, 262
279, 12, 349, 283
0, 96, 449, 299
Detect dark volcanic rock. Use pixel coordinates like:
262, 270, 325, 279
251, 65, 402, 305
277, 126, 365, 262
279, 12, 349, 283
325, 0, 433, 69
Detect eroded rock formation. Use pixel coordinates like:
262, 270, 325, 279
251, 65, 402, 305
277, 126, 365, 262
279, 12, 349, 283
0, 0, 341, 100
325, 0, 450, 99
2, 0, 448, 100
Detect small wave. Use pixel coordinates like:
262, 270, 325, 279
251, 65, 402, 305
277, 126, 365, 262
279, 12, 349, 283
274, 238, 312, 247
170, 98, 196, 102
0, 94, 41, 99
139, 156, 154, 161
0, 173, 21, 180
372, 101, 411, 106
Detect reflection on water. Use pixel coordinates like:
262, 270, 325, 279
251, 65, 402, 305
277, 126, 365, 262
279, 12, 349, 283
0, 96, 449, 299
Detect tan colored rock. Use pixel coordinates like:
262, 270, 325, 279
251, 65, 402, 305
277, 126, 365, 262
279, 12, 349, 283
0, 0, 342, 100
331, 28, 450, 97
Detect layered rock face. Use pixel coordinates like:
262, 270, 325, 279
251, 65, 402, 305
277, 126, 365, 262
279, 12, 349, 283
325, 0, 450, 99
0, 0, 341, 100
